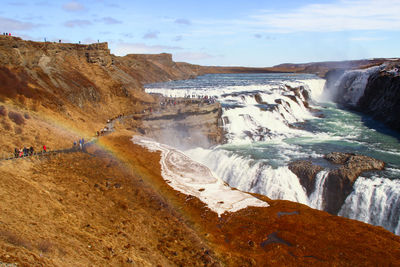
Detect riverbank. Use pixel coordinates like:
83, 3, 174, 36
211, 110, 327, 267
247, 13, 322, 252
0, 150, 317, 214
2, 132, 399, 266
1, 36, 400, 266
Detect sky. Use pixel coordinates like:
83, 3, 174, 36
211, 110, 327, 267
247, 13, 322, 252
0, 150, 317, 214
1, 0, 400, 67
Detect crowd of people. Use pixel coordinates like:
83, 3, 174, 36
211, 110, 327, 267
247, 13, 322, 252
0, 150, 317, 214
73, 138, 86, 150
14, 145, 47, 158
158, 95, 217, 109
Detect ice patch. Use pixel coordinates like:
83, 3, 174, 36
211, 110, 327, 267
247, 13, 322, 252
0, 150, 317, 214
132, 136, 269, 216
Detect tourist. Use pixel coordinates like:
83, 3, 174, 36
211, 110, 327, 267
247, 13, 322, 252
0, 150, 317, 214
79, 139, 82, 150
29, 146, 34, 155
14, 148, 18, 158
43, 145, 47, 153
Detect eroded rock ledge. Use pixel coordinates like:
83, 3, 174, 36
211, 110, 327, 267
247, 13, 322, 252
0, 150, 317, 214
134, 96, 223, 149
289, 152, 385, 214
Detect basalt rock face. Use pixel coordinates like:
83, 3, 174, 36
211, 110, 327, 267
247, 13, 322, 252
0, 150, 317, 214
288, 160, 324, 196
137, 97, 223, 148
0, 36, 148, 114
323, 152, 385, 214
289, 152, 385, 214
323, 62, 400, 132
357, 65, 400, 131
114, 53, 205, 84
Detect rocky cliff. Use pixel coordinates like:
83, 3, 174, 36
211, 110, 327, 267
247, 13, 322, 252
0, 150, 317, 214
0, 36, 154, 153
357, 64, 400, 131
323, 62, 400, 132
1, 37, 400, 266
289, 152, 385, 214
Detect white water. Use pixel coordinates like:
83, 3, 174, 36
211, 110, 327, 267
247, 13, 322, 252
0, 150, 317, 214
145, 72, 400, 235
309, 171, 329, 210
322, 66, 382, 105
186, 147, 309, 205
132, 136, 269, 216
339, 176, 400, 235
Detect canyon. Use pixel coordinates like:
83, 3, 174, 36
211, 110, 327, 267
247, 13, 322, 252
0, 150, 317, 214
0, 36, 400, 266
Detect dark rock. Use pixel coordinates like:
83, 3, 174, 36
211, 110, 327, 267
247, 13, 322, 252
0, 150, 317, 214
260, 232, 292, 247
357, 70, 400, 132
323, 152, 385, 214
288, 160, 323, 196
254, 93, 266, 105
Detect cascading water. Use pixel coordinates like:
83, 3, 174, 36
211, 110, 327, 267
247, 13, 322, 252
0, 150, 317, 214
309, 171, 329, 210
339, 176, 400, 235
322, 65, 382, 105
144, 72, 400, 235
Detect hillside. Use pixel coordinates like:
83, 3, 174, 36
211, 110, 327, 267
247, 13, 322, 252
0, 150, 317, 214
1, 36, 400, 266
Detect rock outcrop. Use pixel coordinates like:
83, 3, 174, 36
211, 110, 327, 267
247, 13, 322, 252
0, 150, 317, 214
136, 97, 223, 148
323, 152, 385, 214
357, 64, 400, 131
322, 62, 400, 132
289, 152, 385, 214
288, 160, 324, 196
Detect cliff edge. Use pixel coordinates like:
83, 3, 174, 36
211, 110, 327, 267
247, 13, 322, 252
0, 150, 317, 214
0, 37, 400, 266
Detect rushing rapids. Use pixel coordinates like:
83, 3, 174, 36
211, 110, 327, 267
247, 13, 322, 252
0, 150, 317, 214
145, 72, 400, 235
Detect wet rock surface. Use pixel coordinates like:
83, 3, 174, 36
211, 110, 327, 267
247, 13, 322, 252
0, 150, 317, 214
289, 152, 385, 214
323, 152, 385, 214
357, 66, 400, 132
288, 160, 324, 196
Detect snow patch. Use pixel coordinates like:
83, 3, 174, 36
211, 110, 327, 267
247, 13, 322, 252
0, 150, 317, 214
132, 136, 269, 216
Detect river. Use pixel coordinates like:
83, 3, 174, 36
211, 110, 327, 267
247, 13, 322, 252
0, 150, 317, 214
144, 72, 400, 235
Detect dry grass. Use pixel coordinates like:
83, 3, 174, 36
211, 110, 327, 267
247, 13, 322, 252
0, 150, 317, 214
0, 230, 32, 250
0, 106, 7, 116
8, 111, 25, 125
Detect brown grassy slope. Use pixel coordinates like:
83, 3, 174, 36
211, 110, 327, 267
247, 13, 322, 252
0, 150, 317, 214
102, 133, 400, 266
0, 36, 154, 154
2, 132, 399, 266
0, 145, 216, 266
1, 36, 400, 266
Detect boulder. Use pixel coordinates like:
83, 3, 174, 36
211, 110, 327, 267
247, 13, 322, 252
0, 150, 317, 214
288, 160, 323, 196
323, 152, 385, 214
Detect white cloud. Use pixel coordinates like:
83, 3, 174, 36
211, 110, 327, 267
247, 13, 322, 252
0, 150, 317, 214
252, 0, 400, 32
174, 52, 215, 62
143, 30, 159, 39
174, 18, 191, 25
0, 16, 37, 31
64, 19, 91, 28
112, 42, 182, 56
62, 1, 86, 12
350, 36, 386, 41
100, 17, 122, 24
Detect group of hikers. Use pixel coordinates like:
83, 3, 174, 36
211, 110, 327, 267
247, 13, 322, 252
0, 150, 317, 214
2, 32, 12, 36
158, 95, 217, 109
14, 145, 46, 158
73, 139, 85, 150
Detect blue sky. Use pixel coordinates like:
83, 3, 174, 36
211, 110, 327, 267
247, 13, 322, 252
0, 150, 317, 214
1, 0, 399, 66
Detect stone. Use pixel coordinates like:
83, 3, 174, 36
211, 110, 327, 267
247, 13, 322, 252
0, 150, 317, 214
323, 152, 385, 214
288, 160, 323, 196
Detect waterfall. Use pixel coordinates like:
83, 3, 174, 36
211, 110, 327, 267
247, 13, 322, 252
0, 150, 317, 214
339, 176, 400, 235
186, 147, 310, 205
322, 66, 382, 105
308, 170, 329, 210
